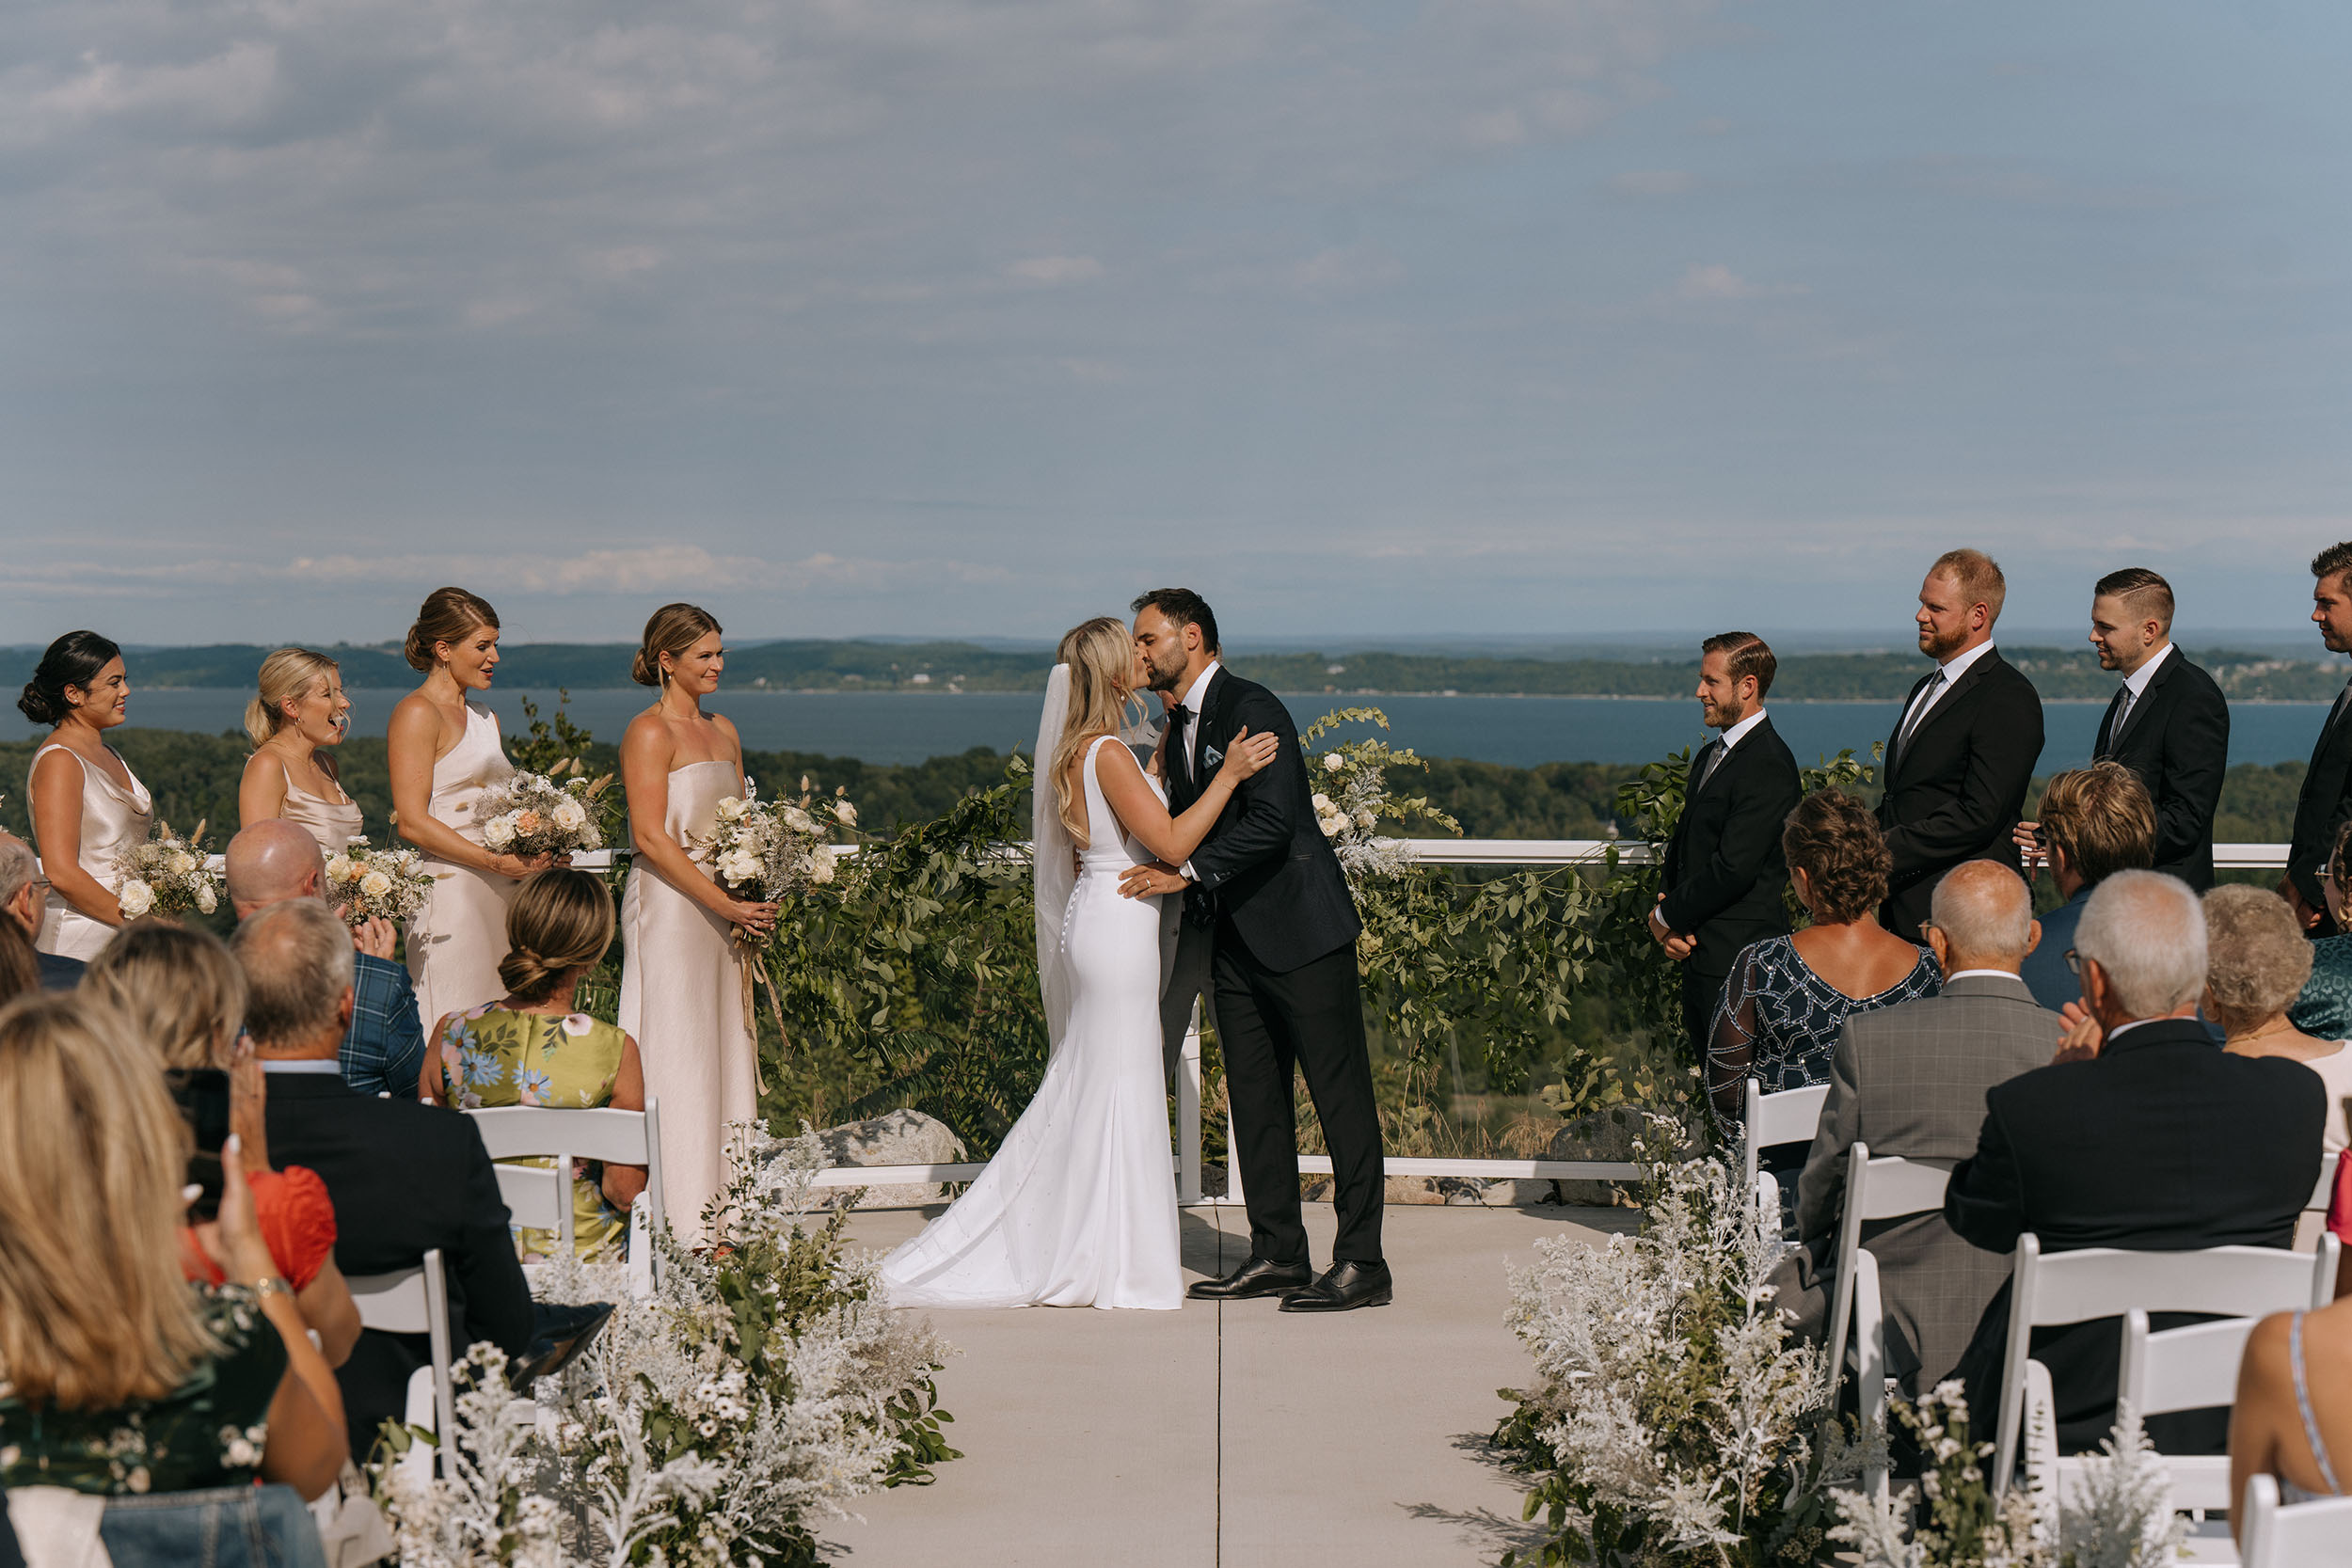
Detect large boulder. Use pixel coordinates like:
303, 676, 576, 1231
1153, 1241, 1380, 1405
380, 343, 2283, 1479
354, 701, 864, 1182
810, 1110, 971, 1209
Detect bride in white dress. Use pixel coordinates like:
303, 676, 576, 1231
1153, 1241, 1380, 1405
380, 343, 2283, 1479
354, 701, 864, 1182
880, 617, 1277, 1310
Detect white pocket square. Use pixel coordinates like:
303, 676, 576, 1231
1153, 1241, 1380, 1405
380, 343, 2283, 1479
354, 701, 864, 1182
1202, 745, 1224, 768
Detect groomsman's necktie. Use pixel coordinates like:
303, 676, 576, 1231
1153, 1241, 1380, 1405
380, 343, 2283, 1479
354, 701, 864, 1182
2324, 678, 2352, 749
1692, 739, 1724, 794
1897, 671, 1947, 754
2106, 684, 2135, 749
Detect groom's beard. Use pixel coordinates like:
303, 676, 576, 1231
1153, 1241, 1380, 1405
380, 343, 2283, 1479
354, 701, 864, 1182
1142, 654, 1187, 694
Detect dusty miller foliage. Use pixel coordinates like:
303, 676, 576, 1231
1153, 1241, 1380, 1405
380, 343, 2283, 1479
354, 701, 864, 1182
1494, 1117, 1867, 1566
1829, 1384, 2184, 1568
373, 1125, 958, 1567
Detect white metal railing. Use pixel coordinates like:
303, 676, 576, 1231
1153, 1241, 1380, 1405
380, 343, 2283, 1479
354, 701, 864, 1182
167, 836, 2293, 1206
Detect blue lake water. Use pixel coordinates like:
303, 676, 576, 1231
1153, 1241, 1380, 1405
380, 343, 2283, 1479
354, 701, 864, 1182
61, 687, 2334, 770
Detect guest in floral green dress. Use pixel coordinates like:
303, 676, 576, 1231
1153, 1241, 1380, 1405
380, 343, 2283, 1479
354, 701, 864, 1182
0, 991, 345, 1560
2292, 822, 2352, 1041
422, 867, 646, 1261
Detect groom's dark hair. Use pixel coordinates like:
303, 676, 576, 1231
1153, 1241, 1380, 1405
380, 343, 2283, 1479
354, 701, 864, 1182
1132, 589, 1220, 655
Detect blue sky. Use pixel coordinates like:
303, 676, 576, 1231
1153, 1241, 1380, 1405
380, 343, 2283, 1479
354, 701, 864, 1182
3, 0, 2346, 647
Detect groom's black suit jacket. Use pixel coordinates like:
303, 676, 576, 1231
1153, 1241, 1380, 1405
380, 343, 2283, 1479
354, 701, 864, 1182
2091, 648, 2229, 891
1876, 649, 2044, 935
1168, 666, 1360, 974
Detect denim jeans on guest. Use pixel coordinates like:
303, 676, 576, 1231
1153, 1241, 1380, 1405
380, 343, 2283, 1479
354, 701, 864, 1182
98, 1483, 326, 1568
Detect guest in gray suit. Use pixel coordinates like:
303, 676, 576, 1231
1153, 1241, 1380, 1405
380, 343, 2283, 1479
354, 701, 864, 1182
1769, 861, 2060, 1395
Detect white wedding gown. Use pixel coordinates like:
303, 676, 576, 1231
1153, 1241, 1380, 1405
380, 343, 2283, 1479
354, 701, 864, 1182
879, 733, 1183, 1309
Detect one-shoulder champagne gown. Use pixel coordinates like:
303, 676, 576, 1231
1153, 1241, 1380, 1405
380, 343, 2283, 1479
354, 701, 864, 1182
27, 743, 153, 961
618, 759, 758, 1243
405, 702, 519, 1032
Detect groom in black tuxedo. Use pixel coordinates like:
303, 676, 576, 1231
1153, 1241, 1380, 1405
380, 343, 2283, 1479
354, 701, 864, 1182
1120, 589, 1391, 1312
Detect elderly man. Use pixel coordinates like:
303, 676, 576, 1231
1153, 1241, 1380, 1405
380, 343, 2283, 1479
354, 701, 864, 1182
0, 832, 82, 990
1768, 862, 2059, 1398
235, 897, 534, 1464
227, 819, 426, 1099
1945, 870, 2324, 1454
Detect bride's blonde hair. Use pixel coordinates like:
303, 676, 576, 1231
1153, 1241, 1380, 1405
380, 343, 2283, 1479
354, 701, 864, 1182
1050, 617, 1139, 844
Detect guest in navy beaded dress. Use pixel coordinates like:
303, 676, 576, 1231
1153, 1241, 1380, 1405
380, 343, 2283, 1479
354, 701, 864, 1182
1707, 789, 1939, 1130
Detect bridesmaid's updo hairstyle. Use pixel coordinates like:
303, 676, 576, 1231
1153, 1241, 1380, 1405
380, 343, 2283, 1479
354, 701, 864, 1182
404, 587, 500, 673
246, 647, 342, 748
498, 867, 616, 1006
19, 631, 121, 727
631, 603, 723, 687
1781, 788, 1892, 927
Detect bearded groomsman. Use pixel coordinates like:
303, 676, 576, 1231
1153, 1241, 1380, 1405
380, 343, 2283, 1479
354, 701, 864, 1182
1878, 550, 2045, 937
1651, 633, 1804, 1062
2015, 569, 2227, 892
2286, 542, 2352, 934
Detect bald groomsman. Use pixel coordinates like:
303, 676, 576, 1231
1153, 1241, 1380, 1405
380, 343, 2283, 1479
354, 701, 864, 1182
2018, 568, 2228, 891
1877, 549, 2046, 937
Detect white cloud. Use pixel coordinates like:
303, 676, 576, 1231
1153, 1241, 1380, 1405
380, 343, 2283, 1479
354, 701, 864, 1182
1673, 261, 1804, 301
1008, 255, 1104, 285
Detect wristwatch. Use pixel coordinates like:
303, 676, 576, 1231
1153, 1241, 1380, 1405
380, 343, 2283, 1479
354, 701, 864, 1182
249, 1275, 293, 1302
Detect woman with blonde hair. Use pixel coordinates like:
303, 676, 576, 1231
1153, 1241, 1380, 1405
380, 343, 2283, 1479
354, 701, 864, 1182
615, 602, 771, 1241
238, 647, 362, 859
880, 615, 1276, 1309
387, 586, 554, 1029
84, 922, 363, 1363
424, 867, 647, 1259
0, 992, 346, 1552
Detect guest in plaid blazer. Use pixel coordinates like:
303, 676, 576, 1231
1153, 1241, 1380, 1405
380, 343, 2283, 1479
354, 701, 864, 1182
1767, 861, 2059, 1397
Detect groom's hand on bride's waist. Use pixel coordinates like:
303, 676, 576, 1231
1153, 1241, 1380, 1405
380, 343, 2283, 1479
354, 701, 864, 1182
1119, 862, 1190, 899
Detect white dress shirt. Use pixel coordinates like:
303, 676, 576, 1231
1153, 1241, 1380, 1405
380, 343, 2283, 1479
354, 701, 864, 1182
1898, 638, 1999, 748
2110, 641, 2173, 737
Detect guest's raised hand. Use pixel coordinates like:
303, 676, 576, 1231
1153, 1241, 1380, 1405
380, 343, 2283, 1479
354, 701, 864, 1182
228, 1036, 273, 1174
2053, 1001, 2103, 1063
196, 1134, 280, 1288
351, 915, 398, 961
1215, 726, 1282, 784
2011, 820, 2044, 876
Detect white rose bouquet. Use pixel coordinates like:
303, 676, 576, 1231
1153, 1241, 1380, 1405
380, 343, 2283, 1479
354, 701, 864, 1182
475, 770, 610, 859
325, 840, 435, 927
695, 777, 860, 903
114, 819, 222, 918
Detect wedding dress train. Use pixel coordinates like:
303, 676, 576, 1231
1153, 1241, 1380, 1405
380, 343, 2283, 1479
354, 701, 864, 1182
879, 731, 1183, 1309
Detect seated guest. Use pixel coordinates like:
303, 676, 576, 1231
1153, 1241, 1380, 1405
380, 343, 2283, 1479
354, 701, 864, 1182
421, 868, 648, 1260
0, 831, 82, 990
1708, 788, 1940, 1131
84, 920, 363, 1365
1769, 862, 2058, 1397
235, 897, 535, 1464
228, 818, 426, 1099
2016, 761, 2156, 1013
2230, 1288, 2352, 1535
0, 991, 346, 1533
0, 911, 40, 1005
2293, 819, 2352, 1040
1947, 871, 2326, 1455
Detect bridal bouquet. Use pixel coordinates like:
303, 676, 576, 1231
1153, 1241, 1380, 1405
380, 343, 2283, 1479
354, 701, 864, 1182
698, 778, 860, 901
324, 841, 435, 927
115, 820, 221, 918
476, 770, 611, 858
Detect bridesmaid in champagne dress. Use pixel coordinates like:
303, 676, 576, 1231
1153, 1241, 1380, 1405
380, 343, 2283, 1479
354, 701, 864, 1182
19, 632, 151, 961
387, 589, 553, 1032
617, 604, 778, 1243
238, 648, 364, 859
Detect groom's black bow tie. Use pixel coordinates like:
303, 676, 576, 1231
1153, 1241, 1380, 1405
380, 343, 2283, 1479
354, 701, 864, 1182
1167, 705, 1194, 792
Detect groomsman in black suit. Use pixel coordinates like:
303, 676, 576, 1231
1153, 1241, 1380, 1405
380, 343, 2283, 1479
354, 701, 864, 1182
1649, 633, 1804, 1062
2286, 542, 2352, 934
2015, 568, 2228, 891
1876, 549, 2046, 937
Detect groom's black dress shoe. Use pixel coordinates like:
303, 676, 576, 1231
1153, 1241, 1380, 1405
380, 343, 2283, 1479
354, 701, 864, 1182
1279, 1259, 1392, 1313
1187, 1257, 1312, 1301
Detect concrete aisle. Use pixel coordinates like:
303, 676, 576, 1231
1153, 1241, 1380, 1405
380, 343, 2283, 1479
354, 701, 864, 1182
828, 1201, 1638, 1567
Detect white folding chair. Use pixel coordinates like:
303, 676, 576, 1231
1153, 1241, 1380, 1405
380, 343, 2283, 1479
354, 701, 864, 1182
1742, 1080, 1830, 1227
346, 1248, 453, 1480
1992, 1233, 2339, 1496
467, 1099, 665, 1297
2240, 1473, 2352, 1567
1819, 1143, 1953, 1497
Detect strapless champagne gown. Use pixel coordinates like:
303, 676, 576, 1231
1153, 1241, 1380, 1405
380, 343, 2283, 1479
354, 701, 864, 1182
618, 759, 758, 1244
405, 703, 519, 1031
27, 743, 153, 961
274, 759, 364, 861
